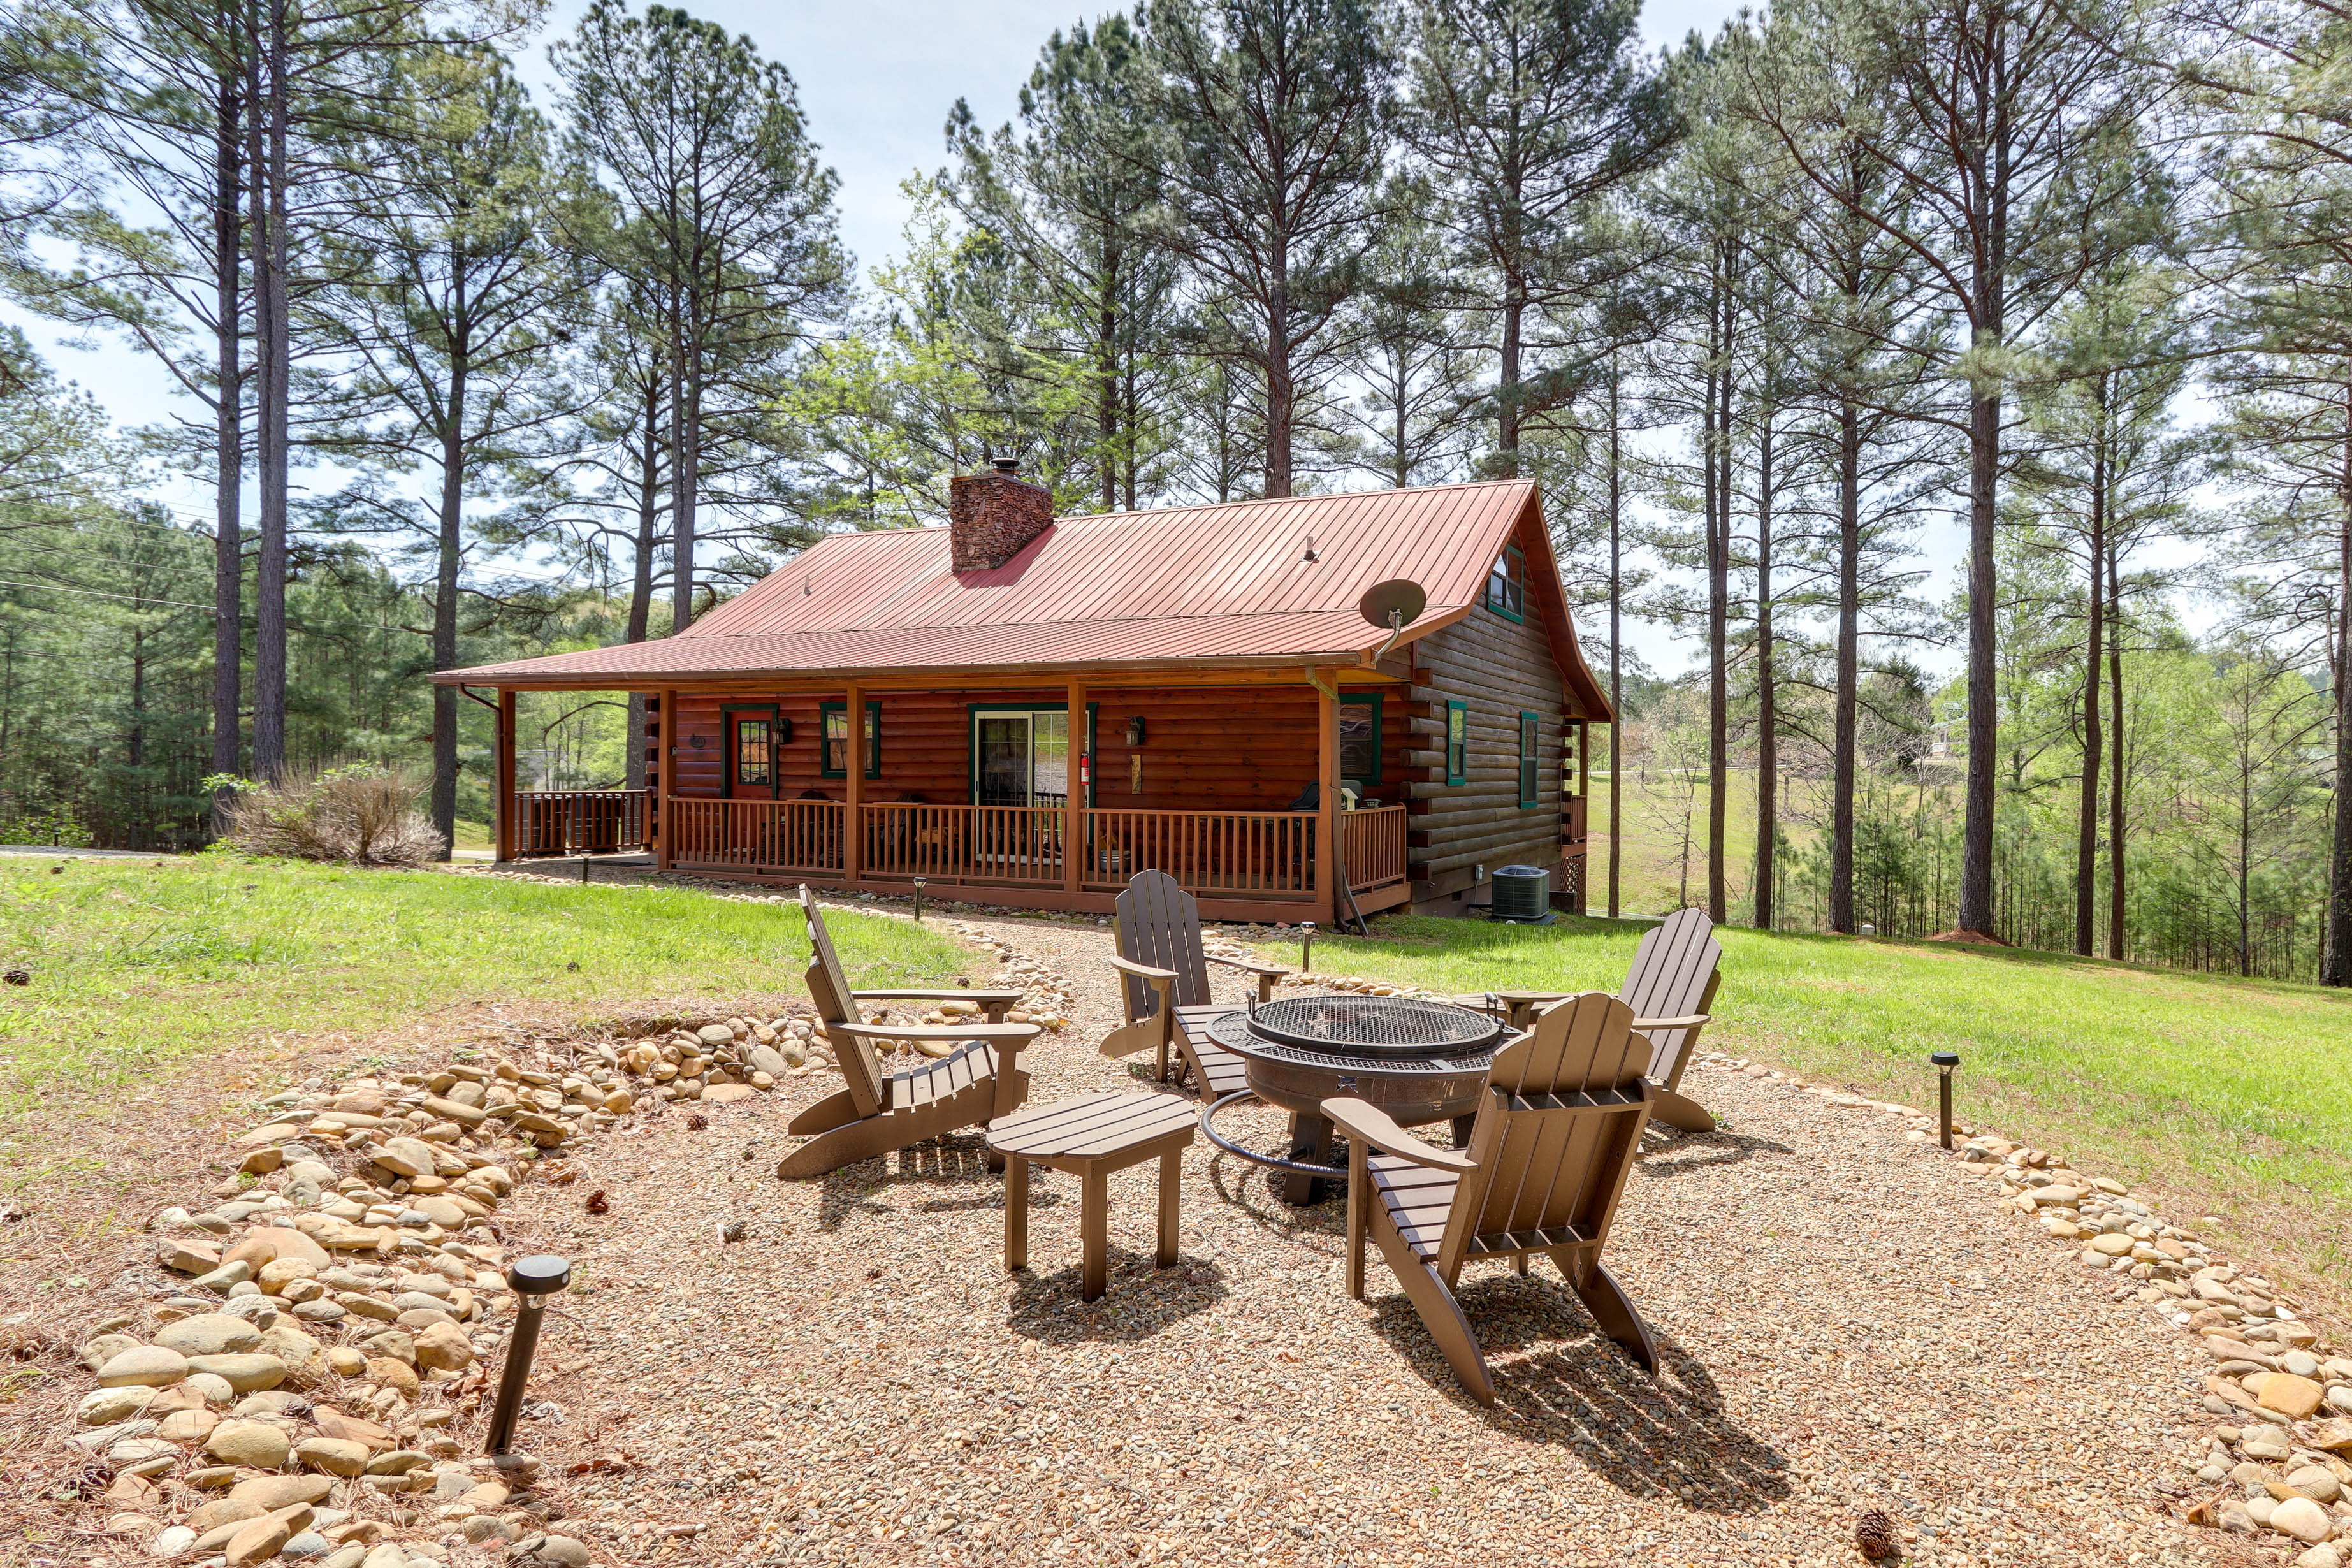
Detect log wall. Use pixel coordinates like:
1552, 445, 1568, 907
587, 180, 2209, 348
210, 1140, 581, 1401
1403, 525, 1599, 911
655, 683, 1405, 812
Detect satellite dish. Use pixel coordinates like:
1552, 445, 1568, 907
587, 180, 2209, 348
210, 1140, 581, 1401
1358, 578, 1427, 629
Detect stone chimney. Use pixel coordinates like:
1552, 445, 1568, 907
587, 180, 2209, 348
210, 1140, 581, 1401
949, 457, 1055, 573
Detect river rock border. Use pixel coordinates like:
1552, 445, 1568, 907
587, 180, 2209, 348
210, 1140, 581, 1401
43, 1022, 817, 1567
1682, 1049, 2352, 1567
33, 893, 1082, 1568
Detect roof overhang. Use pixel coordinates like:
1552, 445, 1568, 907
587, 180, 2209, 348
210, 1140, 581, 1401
430, 606, 1472, 692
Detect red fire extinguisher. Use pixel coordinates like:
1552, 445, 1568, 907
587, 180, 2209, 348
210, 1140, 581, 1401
1079, 751, 1092, 787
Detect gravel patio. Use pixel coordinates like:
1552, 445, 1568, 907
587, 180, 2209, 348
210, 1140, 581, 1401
480, 909, 2228, 1568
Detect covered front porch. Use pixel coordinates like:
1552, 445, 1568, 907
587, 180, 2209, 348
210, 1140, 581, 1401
476, 671, 1412, 926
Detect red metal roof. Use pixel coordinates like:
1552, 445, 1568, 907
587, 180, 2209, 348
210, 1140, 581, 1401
435, 481, 1603, 709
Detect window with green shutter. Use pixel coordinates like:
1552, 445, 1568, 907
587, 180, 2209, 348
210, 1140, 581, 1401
1445, 700, 1468, 786
820, 701, 880, 779
1339, 694, 1382, 786
1518, 711, 1539, 807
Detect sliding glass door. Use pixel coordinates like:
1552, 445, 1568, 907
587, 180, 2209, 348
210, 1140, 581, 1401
973, 709, 1068, 807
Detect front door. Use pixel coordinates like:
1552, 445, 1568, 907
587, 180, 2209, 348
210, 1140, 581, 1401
972, 709, 1068, 807
723, 708, 779, 799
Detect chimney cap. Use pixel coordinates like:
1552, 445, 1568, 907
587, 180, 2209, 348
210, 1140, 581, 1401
989, 456, 1019, 476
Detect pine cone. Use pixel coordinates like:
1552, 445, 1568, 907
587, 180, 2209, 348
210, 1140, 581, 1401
584, 1189, 609, 1215
1856, 1508, 1897, 1560
686, 1114, 709, 1131
3, 968, 28, 985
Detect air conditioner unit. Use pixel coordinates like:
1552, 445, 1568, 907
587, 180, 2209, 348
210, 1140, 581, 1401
1488, 864, 1555, 924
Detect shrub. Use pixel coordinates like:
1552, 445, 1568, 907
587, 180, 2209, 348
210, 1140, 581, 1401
218, 766, 445, 867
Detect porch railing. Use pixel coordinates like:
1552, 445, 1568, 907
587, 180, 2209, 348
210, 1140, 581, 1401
1082, 808, 1315, 896
860, 803, 1065, 885
1341, 803, 1409, 894
656, 797, 1410, 905
669, 797, 844, 873
512, 788, 653, 857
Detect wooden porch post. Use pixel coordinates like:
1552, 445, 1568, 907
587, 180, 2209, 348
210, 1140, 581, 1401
1315, 674, 1338, 924
494, 688, 517, 864
655, 688, 675, 871
1065, 679, 1086, 893
844, 682, 864, 887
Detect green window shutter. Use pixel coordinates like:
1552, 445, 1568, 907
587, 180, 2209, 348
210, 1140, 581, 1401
1445, 700, 1468, 787
1518, 711, 1539, 808
1339, 693, 1382, 787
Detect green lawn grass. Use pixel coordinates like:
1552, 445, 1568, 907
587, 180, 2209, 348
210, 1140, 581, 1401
0, 853, 972, 1105
1277, 913, 2352, 1298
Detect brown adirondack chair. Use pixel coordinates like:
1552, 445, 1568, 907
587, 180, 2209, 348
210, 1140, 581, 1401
774, 886, 1036, 1180
1324, 989, 1704, 1406
1097, 869, 1289, 1098
1459, 907, 1725, 1134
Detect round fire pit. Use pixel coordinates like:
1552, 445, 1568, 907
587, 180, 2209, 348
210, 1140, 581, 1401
1206, 997, 1502, 1124
1196, 993, 1511, 1201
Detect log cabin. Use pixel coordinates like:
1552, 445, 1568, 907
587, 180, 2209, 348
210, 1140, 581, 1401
432, 467, 1611, 926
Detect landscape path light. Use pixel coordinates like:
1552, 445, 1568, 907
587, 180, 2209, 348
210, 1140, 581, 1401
1931, 1052, 1960, 1151
912, 876, 927, 922
484, 1254, 571, 1456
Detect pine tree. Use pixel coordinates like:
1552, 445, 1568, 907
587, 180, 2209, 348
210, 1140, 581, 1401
1142, 0, 1392, 498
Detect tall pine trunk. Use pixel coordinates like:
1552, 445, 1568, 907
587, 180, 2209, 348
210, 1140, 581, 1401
1958, 378, 2001, 936
2326, 395, 2352, 984
669, 294, 697, 633
210, 52, 243, 817
1704, 258, 1730, 924
624, 377, 662, 793
1831, 402, 1859, 933
2073, 376, 2107, 955
1098, 222, 1119, 512
1754, 410, 1776, 930
1497, 272, 1522, 474
249, 0, 291, 780
428, 322, 468, 859
2107, 539, 2127, 962
1263, 260, 1291, 499
1606, 356, 1622, 920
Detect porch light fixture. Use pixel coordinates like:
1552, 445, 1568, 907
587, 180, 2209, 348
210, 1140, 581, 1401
912, 877, 927, 922
1931, 1052, 1961, 1150
1125, 715, 1145, 747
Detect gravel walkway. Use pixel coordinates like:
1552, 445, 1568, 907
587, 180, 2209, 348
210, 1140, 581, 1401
479, 908, 2232, 1568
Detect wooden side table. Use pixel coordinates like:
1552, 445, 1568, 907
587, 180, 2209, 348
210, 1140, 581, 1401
985, 1091, 1198, 1301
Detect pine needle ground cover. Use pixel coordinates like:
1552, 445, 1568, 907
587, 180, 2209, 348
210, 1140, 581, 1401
1295, 914, 2352, 1300
0, 854, 970, 1107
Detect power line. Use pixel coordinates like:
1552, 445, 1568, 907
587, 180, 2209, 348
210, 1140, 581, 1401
0, 577, 222, 612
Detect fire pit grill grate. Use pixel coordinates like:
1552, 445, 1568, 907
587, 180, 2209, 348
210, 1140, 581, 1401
1206, 1013, 1495, 1074
1240, 992, 1503, 1061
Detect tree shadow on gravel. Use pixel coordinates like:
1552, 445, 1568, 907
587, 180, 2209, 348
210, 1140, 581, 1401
1635, 1127, 1794, 1180
813, 1133, 1002, 1231
1367, 1272, 1794, 1513
1003, 1250, 1230, 1343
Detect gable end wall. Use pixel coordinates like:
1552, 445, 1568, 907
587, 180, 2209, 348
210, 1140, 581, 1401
1405, 590, 1580, 913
